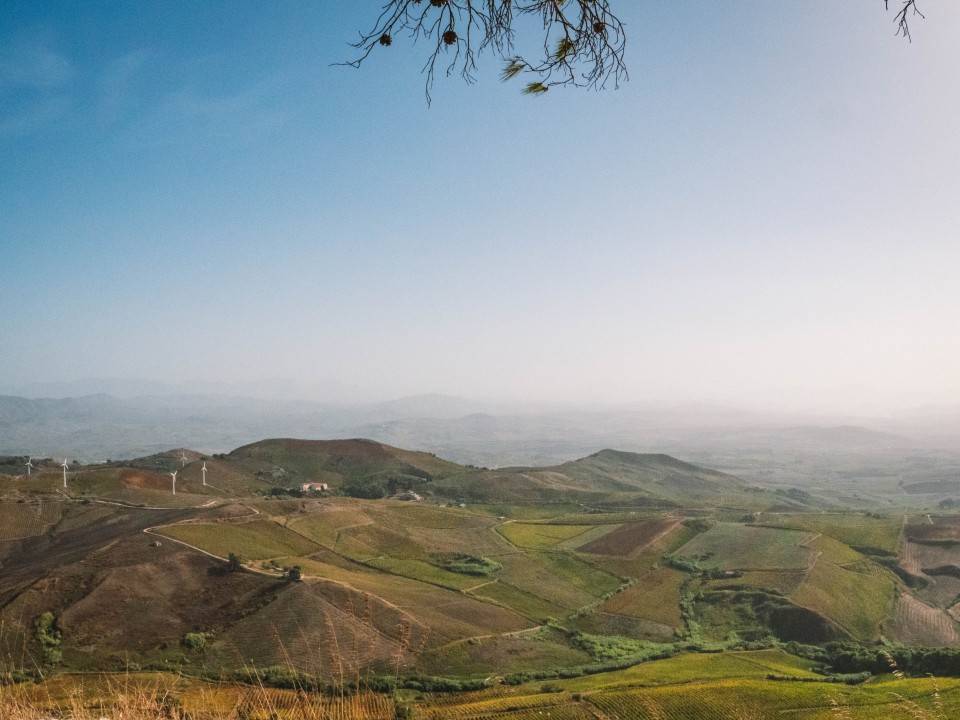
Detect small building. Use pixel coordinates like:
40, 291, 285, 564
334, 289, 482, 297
300, 482, 328, 492
395, 490, 422, 501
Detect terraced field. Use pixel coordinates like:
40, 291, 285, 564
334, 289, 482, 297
900, 534, 960, 607
887, 592, 960, 646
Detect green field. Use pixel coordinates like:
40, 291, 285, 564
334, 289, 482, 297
468, 579, 570, 620
343, 522, 426, 559
419, 628, 592, 676
676, 523, 815, 570
494, 553, 600, 611
758, 512, 903, 554
155, 519, 322, 560
597, 567, 685, 627
791, 557, 897, 640
365, 555, 479, 589
527, 551, 622, 596
708, 568, 808, 595
285, 507, 374, 546
418, 652, 960, 720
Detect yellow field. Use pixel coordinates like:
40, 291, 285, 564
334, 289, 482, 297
497, 522, 601, 549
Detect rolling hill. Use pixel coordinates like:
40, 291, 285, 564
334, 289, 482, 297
4, 435, 957, 717
433, 448, 751, 507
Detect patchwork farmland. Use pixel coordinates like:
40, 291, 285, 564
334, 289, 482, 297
3, 438, 960, 718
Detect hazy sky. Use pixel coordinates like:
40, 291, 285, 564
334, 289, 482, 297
2, 2, 959, 411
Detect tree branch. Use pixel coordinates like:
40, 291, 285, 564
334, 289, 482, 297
885, 0, 925, 41
341, 1, 627, 103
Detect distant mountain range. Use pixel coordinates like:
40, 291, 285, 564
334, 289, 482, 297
3, 391, 960, 472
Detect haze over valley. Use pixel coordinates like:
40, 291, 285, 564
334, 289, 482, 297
4, 1, 960, 718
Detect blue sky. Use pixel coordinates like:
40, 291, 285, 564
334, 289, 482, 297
2, 1, 959, 410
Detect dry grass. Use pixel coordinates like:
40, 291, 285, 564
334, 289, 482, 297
0, 672, 396, 720
3, 655, 959, 720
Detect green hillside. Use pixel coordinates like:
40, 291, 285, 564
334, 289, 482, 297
433, 448, 753, 507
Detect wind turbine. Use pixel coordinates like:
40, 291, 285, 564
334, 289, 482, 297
201, 461, 207, 486
25, 457, 33, 476
61, 459, 69, 488
170, 470, 177, 495
180, 451, 188, 468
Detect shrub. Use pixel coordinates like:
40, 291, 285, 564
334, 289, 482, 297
182, 632, 208, 651
683, 518, 714, 533
34, 612, 62, 665
429, 553, 501, 576
343, 481, 386, 499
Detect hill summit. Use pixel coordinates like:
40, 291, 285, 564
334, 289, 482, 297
221, 438, 462, 497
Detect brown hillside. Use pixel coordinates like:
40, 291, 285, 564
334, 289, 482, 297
209, 579, 430, 678
906, 523, 960, 544
119, 468, 172, 491
225, 438, 462, 487
58, 547, 278, 650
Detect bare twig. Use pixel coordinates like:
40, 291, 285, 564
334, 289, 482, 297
886, 0, 925, 41
340, 0, 627, 103
344, 3, 925, 102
